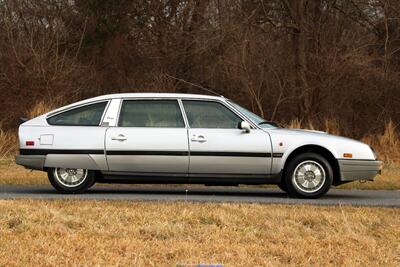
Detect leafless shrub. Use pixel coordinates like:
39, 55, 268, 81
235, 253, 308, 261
0, 0, 398, 161
363, 120, 400, 163
0, 129, 18, 160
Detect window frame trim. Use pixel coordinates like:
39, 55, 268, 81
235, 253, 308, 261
46, 100, 110, 127
116, 98, 187, 128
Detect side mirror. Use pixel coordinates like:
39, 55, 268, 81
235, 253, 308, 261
239, 121, 251, 133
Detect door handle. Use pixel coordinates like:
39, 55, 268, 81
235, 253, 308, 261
111, 134, 127, 141
197, 135, 207, 143
191, 135, 207, 143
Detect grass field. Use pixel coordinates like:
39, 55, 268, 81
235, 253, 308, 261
1, 158, 399, 190
0, 200, 399, 266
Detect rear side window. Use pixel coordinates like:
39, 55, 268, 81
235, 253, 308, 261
118, 100, 185, 128
47, 102, 108, 126
182, 100, 242, 128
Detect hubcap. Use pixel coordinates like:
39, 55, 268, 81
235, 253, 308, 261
54, 168, 88, 188
292, 160, 326, 193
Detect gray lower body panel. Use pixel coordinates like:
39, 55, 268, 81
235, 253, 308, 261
15, 155, 46, 171
339, 159, 382, 181
100, 171, 281, 185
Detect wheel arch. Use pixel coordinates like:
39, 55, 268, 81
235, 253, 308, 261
282, 145, 341, 185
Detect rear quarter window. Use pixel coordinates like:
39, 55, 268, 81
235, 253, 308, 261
47, 102, 108, 126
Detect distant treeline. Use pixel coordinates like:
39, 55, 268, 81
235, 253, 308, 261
1, 0, 399, 137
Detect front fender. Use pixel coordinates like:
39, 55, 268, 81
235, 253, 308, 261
272, 142, 339, 174
266, 128, 373, 174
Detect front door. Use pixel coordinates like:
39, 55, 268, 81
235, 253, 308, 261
182, 100, 272, 176
105, 99, 189, 174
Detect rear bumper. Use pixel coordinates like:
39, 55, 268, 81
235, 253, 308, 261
15, 155, 46, 171
339, 159, 382, 181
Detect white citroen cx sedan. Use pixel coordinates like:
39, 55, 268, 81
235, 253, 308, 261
16, 93, 382, 198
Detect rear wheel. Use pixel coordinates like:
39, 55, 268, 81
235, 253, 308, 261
284, 153, 333, 198
48, 168, 95, 194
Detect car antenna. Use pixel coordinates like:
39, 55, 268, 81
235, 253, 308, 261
165, 74, 223, 97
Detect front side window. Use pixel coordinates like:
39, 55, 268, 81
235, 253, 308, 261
118, 100, 185, 128
182, 100, 242, 129
47, 102, 108, 126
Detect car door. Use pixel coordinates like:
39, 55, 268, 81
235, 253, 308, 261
105, 99, 189, 174
182, 100, 272, 176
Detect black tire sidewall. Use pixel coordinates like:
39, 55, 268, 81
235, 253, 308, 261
285, 152, 333, 198
277, 182, 288, 192
48, 168, 95, 194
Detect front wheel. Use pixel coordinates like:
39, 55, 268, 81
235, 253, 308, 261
284, 153, 333, 198
48, 168, 95, 194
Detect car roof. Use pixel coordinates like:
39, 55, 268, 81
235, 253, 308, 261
47, 93, 226, 116
88, 93, 224, 101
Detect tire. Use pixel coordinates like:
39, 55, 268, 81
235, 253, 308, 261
48, 167, 95, 194
277, 182, 288, 192
284, 152, 333, 198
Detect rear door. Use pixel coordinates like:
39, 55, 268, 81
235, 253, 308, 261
105, 99, 189, 174
182, 100, 272, 177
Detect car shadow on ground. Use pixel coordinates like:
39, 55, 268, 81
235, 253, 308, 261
1, 185, 377, 200
82, 186, 371, 200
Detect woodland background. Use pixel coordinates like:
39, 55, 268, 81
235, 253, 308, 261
0, 0, 399, 160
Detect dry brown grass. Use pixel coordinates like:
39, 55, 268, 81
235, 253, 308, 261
0, 159, 48, 185
0, 130, 18, 160
362, 120, 400, 163
0, 200, 399, 266
27, 100, 61, 120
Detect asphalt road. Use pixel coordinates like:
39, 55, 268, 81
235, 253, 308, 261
0, 185, 399, 207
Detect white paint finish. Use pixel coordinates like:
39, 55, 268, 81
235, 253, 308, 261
39, 134, 53, 145
19, 125, 107, 170
102, 98, 121, 127
18, 93, 378, 182
21, 114, 48, 126
20, 126, 105, 150
188, 128, 272, 174
267, 128, 376, 173
105, 127, 189, 173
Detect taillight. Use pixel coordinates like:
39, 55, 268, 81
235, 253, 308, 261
26, 141, 35, 146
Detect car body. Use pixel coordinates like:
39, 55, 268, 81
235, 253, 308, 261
16, 93, 382, 198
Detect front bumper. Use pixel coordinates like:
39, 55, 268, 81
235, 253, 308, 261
338, 159, 382, 181
15, 155, 46, 171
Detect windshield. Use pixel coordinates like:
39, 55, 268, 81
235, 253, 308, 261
227, 100, 279, 129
